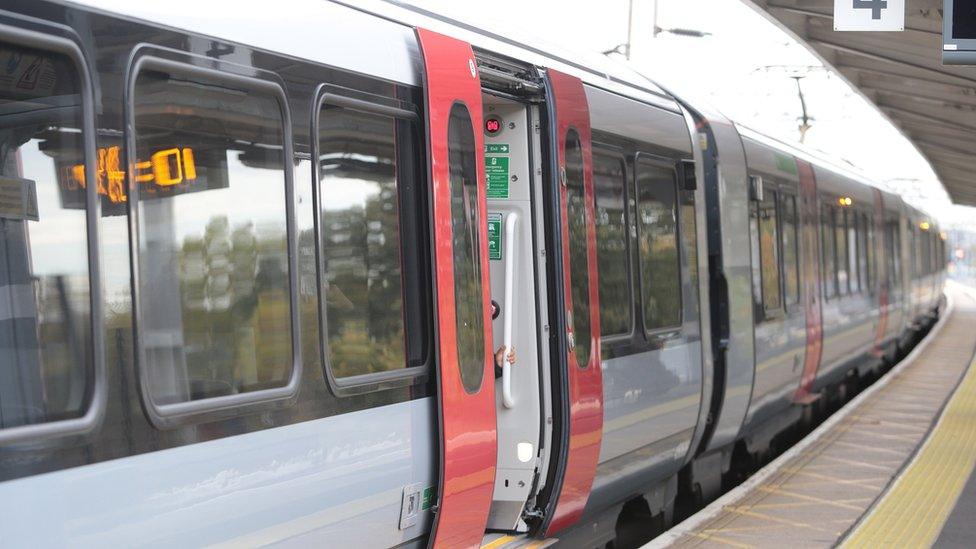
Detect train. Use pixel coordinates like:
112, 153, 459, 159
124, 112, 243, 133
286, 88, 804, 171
0, 1, 946, 547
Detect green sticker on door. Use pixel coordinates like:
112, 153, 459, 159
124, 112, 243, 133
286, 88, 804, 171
487, 213, 502, 261
485, 155, 510, 199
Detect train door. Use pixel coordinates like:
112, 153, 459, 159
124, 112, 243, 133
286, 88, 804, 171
794, 159, 822, 402
542, 69, 603, 536
416, 29, 497, 548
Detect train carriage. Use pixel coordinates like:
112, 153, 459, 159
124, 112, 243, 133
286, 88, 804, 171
0, 1, 945, 547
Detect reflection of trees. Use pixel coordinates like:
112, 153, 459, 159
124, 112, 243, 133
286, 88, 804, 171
568, 182, 591, 366
179, 216, 290, 396
565, 134, 591, 368
448, 119, 485, 392
323, 185, 405, 378
759, 199, 781, 310
639, 198, 680, 330
594, 156, 630, 337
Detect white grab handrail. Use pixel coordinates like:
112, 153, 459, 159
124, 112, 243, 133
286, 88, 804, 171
502, 212, 519, 409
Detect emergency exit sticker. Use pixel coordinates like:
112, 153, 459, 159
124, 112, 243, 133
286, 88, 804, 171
485, 156, 510, 199
487, 213, 503, 261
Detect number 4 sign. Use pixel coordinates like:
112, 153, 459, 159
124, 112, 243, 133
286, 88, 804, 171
834, 0, 904, 31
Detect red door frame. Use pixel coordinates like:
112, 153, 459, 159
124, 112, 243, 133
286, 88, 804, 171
416, 28, 497, 548
544, 69, 603, 536
794, 158, 823, 403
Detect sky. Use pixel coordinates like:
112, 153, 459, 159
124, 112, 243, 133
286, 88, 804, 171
406, 0, 974, 225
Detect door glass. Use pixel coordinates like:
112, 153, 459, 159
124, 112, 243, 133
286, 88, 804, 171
447, 103, 485, 393
565, 130, 591, 368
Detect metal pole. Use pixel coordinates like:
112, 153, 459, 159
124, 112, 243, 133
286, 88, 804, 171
626, 0, 635, 59
652, 0, 659, 38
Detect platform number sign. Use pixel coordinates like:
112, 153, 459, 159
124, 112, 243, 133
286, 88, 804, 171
854, 0, 886, 19
834, 0, 904, 31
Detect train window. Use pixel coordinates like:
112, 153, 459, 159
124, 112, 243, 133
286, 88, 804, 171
636, 157, 681, 332
835, 208, 849, 295
922, 232, 932, 275
912, 226, 922, 279
566, 129, 592, 367
447, 103, 485, 393
317, 102, 427, 383
758, 189, 782, 312
0, 41, 93, 430
750, 201, 763, 309
132, 61, 294, 410
887, 219, 902, 286
680, 177, 699, 296
780, 194, 800, 306
848, 212, 860, 293
863, 213, 874, 293
822, 205, 837, 299
593, 149, 631, 337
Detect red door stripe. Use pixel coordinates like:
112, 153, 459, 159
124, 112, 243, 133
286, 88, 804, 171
545, 69, 603, 536
794, 158, 823, 402
416, 28, 497, 549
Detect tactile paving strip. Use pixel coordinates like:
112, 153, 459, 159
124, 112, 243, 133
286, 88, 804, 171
656, 286, 976, 549
844, 303, 976, 546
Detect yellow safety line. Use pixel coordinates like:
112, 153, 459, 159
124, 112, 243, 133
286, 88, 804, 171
844, 352, 976, 548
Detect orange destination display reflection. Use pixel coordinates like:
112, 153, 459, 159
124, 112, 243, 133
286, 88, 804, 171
57, 144, 229, 214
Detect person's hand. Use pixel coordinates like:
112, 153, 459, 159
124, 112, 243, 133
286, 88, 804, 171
494, 345, 516, 367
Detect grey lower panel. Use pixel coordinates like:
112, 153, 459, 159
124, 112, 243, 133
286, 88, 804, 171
0, 398, 436, 547
583, 429, 693, 520
585, 345, 702, 517
598, 345, 702, 465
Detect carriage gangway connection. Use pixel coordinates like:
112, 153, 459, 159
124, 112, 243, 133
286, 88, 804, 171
646, 281, 976, 549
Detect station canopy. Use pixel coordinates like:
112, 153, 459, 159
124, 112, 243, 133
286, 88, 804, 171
748, 0, 976, 206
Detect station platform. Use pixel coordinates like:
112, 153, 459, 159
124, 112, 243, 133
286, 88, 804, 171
649, 282, 976, 549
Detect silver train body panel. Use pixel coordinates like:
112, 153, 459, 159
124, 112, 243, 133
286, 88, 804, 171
0, 399, 436, 547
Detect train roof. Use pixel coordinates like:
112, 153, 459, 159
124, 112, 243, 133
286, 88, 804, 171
60, 0, 932, 222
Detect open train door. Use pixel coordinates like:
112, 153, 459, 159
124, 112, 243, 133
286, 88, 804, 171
541, 69, 603, 537
416, 29, 497, 548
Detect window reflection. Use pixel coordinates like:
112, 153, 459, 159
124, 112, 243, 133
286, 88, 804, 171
781, 194, 800, 306
133, 67, 291, 406
0, 44, 92, 429
593, 151, 630, 337
822, 205, 837, 299
318, 105, 414, 379
447, 104, 484, 394
836, 209, 849, 294
636, 159, 680, 331
758, 190, 781, 311
565, 131, 591, 367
